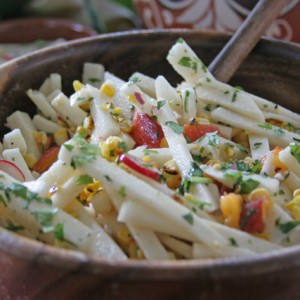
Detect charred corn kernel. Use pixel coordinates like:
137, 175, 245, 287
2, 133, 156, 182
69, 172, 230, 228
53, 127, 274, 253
73, 80, 84, 92
162, 160, 181, 189
54, 128, 69, 146
79, 180, 102, 205
100, 136, 126, 161
160, 137, 168, 148
119, 119, 132, 133
100, 83, 116, 98
286, 190, 300, 221
220, 193, 242, 229
24, 153, 37, 169
117, 226, 132, 246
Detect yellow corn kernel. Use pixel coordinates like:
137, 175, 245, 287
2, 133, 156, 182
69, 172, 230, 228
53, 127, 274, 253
79, 180, 102, 205
128, 94, 137, 103
24, 153, 37, 169
100, 83, 116, 98
117, 226, 132, 246
73, 80, 84, 92
119, 119, 132, 133
33, 131, 48, 145
100, 136, 126, 161
286, 191, 300, 221
220, 193, 242, 229
54, 128, 69, 146
112, 106, 122, 118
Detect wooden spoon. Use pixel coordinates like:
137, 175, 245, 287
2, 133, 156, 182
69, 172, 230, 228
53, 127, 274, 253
209, 0, 290, 83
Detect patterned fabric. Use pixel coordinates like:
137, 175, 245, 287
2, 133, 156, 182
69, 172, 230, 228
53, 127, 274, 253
135, 0, 300, 43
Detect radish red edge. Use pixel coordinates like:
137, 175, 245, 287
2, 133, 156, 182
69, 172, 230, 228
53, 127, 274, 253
119, 153, 160, 182
0, 160, 26, 182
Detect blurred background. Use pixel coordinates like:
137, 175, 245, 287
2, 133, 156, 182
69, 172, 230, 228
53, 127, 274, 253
0, 0, 299, 63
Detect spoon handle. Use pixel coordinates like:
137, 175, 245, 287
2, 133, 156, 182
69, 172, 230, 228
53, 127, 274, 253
208, 0, 290, 83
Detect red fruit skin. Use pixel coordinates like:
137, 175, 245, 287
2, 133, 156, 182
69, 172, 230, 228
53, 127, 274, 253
183, 124, 220, 143
240, 198, 265, 233
130, 111, 164, 148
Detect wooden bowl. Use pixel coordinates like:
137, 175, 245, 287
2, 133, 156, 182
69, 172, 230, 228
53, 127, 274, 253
0, 30, 299, 300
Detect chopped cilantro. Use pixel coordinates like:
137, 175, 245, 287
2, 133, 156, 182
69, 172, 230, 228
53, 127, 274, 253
118, 185, 126, 197
253, 142, 262, 149
235, 161, 250, 172
293, 137, 300, 143
258, 122, 273, 130
290, 144, 300, 163
63, 144, 74, 151
189, 176, 212, 184
165, 121, 184, 134
76, 175, 94, 185
182, 213, 194, 225
229, 237, 238, 247
5, 219, 25, 232
274, 127, 285, 136
178, 56, 198, 73
70, 139, 101, 168
204, 104, 211, 111
183, 90, 190, 112
143, 149, 159, 155
157, 99, 166, 109
177, 37, 184, 43
54, 223, 64, 241
32, 208, 58, 233
236, 144, 249, 154
239, 178, 259, 194
104, 175, 112, 181
276, 219, 298, 234
128, 75, 141, 86
206, 132, 219, 146
119, 141, 128, 152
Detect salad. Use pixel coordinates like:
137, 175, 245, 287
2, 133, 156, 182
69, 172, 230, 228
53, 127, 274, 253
0, 38, 299, 260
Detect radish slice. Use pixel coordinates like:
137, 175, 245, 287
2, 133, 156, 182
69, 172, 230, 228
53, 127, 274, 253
0, 160, 26, 182
119, 153, 161, 182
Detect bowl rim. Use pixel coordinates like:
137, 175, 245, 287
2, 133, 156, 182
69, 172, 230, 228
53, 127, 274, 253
1, 29, 300, 280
